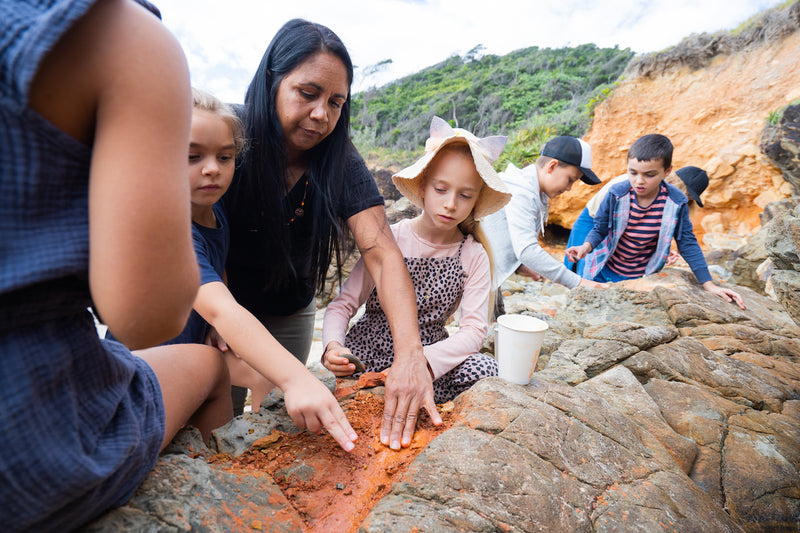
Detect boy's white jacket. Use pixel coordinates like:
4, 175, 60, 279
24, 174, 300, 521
482, 163, 582, 290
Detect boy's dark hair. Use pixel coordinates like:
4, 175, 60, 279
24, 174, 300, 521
628, 134, 673, 169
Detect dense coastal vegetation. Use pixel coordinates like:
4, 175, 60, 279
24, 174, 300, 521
351, 43, 635, 168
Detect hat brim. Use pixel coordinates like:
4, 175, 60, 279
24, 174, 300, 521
392, 136, 512, 220
580, 167, 601, 185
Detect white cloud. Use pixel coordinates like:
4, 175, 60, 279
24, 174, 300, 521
154, 0, 784, 103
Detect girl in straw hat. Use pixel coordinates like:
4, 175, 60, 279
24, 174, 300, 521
322, 117, 511, 403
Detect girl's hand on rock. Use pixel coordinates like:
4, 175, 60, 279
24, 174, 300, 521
283, 374, 358, 452
323, 342, 357, 376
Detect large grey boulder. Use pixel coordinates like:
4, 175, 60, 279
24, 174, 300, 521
362, 378, 744, 533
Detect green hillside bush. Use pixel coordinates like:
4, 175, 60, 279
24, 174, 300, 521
351, 43, 634, 168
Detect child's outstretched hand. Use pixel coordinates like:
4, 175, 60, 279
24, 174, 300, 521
702, 281, 746, 310
283, 373, 358, 452
565, 242, 592, 263
322, 341, 360, 376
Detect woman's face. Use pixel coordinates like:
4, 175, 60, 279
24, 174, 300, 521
275, 51, 349, 160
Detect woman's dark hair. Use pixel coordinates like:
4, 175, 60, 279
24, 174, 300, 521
229, 19, 355, 292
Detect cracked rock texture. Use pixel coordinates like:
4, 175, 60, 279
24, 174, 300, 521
362, 269, 800, 532
83, 261, 800, 532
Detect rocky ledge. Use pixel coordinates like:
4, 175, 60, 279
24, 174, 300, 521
83, 204, 800, 532
81, 265, 800, 532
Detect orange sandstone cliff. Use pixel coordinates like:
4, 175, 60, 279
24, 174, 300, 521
550, 4, 800, 248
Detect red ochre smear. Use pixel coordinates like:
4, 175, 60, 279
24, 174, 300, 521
208, 378, 454, 533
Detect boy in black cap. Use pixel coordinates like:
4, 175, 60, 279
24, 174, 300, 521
483, 135, 606, 295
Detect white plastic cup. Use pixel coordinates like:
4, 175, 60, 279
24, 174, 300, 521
495, 314, 549, 385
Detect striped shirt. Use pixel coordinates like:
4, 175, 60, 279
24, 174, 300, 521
607, 183, 668, 278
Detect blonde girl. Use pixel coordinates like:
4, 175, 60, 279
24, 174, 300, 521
322, 117, 511, 404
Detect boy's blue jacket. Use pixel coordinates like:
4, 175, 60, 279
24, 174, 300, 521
582, 179, 712, 283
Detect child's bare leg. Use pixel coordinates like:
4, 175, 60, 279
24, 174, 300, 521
223, 351, 275, 413
136, 344, 231, 448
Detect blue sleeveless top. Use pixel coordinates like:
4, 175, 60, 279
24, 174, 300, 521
0, 1, 166, 530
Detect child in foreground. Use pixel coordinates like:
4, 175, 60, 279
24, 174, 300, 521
565, 134, 745, 309
322, 116, 511, 404
0, 1, 231, 530
169, 88, 357, 451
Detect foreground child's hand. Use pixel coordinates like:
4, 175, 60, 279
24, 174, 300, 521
322, 341, 358, 377
283, 373, 358, 452
702, 281, 746, 310
565, 242, 592, 262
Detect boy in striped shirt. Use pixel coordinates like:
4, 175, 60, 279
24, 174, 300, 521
565, 134, 745, 309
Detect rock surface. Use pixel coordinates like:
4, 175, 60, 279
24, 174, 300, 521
83, 266, 800, 532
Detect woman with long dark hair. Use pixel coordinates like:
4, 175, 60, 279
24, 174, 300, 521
221, 19, 440, 449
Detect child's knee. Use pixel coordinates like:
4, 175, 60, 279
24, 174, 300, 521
194, 344, 231, 387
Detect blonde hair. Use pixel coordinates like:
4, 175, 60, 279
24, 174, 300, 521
191, 87, 247, 156
423, 143, 498, 313
664, 171, 698, 214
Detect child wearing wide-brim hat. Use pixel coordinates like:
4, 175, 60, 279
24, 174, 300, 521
322, 116, 511, 404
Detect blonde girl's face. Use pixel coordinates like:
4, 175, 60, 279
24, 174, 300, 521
420, 149, 483, 239
188, 109, 236, 207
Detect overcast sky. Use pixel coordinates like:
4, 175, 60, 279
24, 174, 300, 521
154, 0, 783, 103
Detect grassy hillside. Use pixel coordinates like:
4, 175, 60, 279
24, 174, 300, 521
351, 43, 635, 168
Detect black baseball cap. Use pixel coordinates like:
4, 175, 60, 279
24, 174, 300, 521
676, 166, 709, 208
541, 136, 601, 185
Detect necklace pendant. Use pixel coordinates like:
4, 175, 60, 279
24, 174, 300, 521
294, 207, 304, 218
423, 289, 429, 301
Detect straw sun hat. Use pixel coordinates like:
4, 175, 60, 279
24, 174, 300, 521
392, 116, 512, 220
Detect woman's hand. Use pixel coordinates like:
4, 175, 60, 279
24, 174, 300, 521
322, 342, 357, 377
282, 373, 358, 452
347, 206, 441, 450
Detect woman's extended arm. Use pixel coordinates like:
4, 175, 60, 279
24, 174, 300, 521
347, 206, 442, 450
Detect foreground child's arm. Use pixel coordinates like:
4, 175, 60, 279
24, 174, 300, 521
194, 282, 358, 451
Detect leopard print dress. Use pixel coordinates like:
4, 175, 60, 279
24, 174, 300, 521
344, 237, 498, 403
